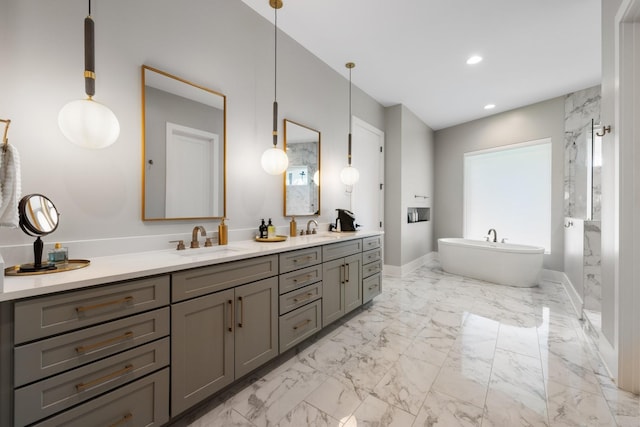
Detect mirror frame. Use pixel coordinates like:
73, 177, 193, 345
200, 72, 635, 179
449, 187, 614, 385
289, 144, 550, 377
141, 65, 227, 221
283, 119, 321, 217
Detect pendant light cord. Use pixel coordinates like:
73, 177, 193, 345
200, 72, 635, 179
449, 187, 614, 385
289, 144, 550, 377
349, 67, 352, 132
272, 5, 279, 147
88, 0, 91, 15
274, 7, 278, 103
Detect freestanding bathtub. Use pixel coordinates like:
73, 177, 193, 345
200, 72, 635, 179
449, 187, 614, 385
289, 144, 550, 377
438, 238, 544, 287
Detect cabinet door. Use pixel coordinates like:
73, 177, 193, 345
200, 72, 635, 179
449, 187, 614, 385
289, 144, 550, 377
322, 258, 345, 327
344, 253, 362, 314
234, 277, 278, 378
171, 289, 234, 417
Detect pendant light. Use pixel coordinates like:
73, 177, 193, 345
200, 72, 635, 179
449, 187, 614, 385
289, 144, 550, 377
261, 0, 289, 175
340, 62, 360, 185
58, 0, 120, 149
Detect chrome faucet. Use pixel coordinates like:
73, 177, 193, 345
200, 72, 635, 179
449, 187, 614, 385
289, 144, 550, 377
306, 219, 318, 235
487, 228, 497, 243
191, 225, 207, 248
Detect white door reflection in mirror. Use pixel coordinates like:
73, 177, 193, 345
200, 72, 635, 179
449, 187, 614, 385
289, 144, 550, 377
142, 65, 226, 220
165, 122, 220, 218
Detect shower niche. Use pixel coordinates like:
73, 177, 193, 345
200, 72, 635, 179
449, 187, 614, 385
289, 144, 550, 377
407, 207, 430, 223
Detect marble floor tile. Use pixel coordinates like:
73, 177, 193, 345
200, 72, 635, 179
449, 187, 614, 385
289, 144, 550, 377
303, 375, 363, 422
372, 354, 441, 415
227, 361, 328, 426
546, 380, 617, 426
342, 394, 416, 427
184, 262, 625, 427
431, 349, 493, 408
188, 407, 255, 427
275, 401, 341, 427
487, 349, 547, 418
413, 390, 484, 427
497, 324, 540, 358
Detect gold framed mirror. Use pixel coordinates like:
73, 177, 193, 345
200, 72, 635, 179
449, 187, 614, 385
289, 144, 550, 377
142, 65, 226, 220
283, 119, 320, 216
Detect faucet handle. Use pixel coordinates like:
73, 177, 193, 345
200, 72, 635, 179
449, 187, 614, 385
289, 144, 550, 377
170, 240, 185, 250
204, 237, 213, 247
501, 238, 508, 243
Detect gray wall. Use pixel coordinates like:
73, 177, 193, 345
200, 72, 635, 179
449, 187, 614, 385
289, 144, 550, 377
434, 97, 565, 271
0, 0, 385, 249
384, 105, 435, 268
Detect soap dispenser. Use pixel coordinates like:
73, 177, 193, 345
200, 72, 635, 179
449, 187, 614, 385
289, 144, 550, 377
218, 218, 228, 245
267, 218, 275, 239
289, 216, 297, 237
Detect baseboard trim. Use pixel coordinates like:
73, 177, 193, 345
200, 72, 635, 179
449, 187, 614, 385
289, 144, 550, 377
384, 252, 437, 278
542, 269, 582, 319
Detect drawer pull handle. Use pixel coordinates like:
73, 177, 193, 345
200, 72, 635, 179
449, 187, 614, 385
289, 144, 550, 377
293, 255, 313, 263
368, 284, 378, 291
228, 300, 233, 332
293, 319, 312, 330
293, 292, 314, 303
293, 274, 313, 283
76, 364, 133, 392
238, 296, 244, 328
345, 263, 350, 283
76, 296, 134, 314
76, 331, 134, 354
109, 413, 133, 427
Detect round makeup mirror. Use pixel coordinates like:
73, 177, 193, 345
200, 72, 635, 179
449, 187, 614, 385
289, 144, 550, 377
18, 194, 60, 272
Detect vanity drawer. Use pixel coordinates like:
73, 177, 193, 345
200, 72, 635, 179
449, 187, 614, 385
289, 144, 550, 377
14, 307, 170, 387
363, 274, 382, 304
363, 260, 382, 279
322, 239, 362, 262
363, 235, 382, 251
14, 338, 170, 427
279, 282, 322, 315
172, 255, 278, 302
279, 247, 322, 274
32, 368, 169, 427
279, 264, 322, 295
363, 248, 382, 265
279, 300, 321, 353
14, 275, 170, 344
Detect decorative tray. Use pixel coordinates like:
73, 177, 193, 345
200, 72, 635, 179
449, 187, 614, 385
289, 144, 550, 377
4, 259, 91, 276
255, 235, 288, 243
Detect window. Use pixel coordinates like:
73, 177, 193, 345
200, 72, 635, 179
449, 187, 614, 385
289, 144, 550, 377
464, 138, 552, 251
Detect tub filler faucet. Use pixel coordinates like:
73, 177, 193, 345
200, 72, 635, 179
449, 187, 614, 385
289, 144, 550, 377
487, 228, 497, 242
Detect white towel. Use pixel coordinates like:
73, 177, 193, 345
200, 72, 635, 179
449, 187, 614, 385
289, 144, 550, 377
0, 143, 22, 228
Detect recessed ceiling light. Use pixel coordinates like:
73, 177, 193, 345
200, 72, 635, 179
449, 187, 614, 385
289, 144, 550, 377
484, 104, 496, 110
466, 55, 483, 65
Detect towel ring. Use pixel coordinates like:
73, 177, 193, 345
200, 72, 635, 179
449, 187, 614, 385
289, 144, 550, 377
0, 119, 10, 152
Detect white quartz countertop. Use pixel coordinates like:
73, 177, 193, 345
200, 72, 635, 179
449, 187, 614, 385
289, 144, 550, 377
1, 231, 383, 302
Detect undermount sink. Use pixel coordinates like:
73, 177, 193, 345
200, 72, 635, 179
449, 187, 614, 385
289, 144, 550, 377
174, 245, 243, 256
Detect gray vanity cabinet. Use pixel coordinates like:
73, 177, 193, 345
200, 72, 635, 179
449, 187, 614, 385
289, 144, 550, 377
362, 235, 383, 303
322, 240, 363, 327
171, 261, 278, 417
234, 277, 279, 378
171, 288, 234, 417
11, 275, 171, 427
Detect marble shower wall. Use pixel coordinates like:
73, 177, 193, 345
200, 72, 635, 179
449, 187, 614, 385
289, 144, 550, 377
286, 141, 319, 215
564, 86, 601, 219
583, 220, 602, 312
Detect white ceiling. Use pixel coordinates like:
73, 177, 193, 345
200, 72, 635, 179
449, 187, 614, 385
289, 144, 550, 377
240, 0, 601, 130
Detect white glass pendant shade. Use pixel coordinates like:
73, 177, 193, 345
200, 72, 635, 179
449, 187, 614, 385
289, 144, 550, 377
340, 165, 360, 185
261, 146, 289, 175
58, 98, 120, 149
